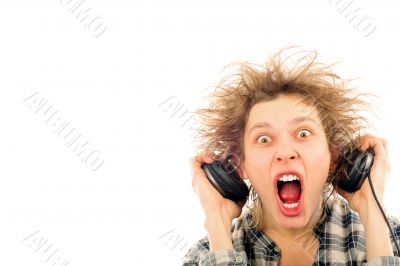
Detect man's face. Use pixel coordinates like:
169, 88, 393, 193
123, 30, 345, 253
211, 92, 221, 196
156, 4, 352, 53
240, 94, 332, 230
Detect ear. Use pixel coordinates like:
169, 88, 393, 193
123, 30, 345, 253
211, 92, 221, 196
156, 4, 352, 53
238, 163, 249, 180
329, 144, 340, 171
329, 160, 338, 171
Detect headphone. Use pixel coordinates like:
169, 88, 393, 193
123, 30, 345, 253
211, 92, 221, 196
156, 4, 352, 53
201, 147, 400, 255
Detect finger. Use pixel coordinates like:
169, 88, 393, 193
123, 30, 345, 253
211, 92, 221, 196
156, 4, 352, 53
190, 154, 215, 192
382, 138, 389, 159
190, 153, 213, 171
359, 135, 389, 175
193, 154, 214, 172
359, 133, 375, 151
359, 134, 386, 159
382, 139, 391, 174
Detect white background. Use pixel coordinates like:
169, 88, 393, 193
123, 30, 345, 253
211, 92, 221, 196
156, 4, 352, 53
0, 0, 399, 265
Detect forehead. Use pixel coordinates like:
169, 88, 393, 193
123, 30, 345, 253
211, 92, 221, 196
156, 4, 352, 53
247, 94, 321, 126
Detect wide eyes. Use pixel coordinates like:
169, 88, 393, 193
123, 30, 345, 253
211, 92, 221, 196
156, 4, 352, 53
297, 128, 312, 138
255, 128, 312, 144
256, 135, 271, 144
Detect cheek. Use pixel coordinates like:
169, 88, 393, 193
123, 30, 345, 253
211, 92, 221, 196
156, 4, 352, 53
245, 146, 272, 175
305, 140, 331, 165
245, 151, 274, 196
304, 143, 331, 189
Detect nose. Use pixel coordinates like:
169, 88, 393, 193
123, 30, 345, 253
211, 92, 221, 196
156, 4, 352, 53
274, 141, 299, 163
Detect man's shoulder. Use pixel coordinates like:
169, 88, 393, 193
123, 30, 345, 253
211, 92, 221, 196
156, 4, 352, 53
325, 195, 400, 236
326, 196, 366, 232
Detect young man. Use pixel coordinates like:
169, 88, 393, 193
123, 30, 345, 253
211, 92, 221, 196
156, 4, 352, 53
183, 48, 400, 265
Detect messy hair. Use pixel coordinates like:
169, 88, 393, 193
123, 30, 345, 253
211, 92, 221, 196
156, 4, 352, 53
193, 47, 376, 230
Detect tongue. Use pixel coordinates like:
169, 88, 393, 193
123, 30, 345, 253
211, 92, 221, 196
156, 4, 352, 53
279, 182, 301, 203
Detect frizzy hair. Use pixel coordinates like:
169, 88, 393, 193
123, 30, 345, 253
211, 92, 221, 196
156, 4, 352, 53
192, 47, 377, 230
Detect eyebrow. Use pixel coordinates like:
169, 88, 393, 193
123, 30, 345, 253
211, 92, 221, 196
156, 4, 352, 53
249, 116, 318, 134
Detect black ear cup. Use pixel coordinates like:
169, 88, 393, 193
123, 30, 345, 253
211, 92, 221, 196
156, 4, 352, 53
201, 160, 249, 202
338, 147, 375, 193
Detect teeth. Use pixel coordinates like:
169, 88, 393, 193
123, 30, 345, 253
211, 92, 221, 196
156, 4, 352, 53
281, 200, 300, 209
278, 174, 299, 182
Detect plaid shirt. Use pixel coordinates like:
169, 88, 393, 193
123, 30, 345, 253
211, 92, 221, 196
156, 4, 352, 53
182, 197, 400, 265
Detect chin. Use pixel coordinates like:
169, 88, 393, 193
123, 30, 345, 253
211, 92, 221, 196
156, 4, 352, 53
278, 213, 310, 229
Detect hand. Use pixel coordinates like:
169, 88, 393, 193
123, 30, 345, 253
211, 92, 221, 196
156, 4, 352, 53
190, 153, 245, 224
336, 134, 391, 214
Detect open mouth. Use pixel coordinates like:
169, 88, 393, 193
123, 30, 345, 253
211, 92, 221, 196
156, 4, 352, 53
275, 173, 303, 216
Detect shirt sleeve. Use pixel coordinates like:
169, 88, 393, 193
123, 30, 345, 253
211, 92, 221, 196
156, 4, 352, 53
387, 214, 400, 259
361, 256, 400, 265
181, 237, 247, 266
361, 215, 400, 265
